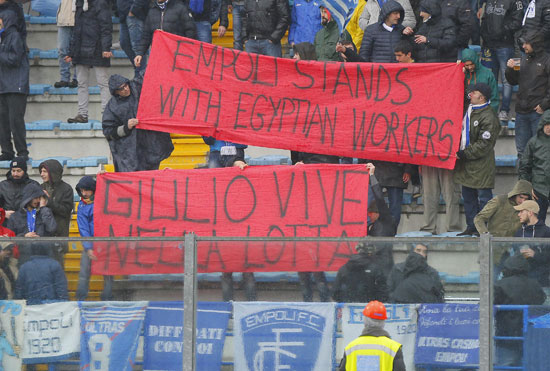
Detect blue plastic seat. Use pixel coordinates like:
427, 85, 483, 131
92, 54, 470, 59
26, 120, 61, 131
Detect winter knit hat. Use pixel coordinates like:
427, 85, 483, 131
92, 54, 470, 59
10, 157, 27, 173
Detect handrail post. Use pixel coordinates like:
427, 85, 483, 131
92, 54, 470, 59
183, 233, 197, 371
479, 233, 493, 371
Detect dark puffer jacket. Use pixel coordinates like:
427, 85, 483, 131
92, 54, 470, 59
440, 0, 475, 49
136, 0, 197, 56
519, 110, 550, 197
480, 0, 523, 49
359, 0, 406, 63
0, 9, 29, 95
103, 74, 174, 172
414, 0, 457, 62
494, 255, 546, 337
39, 160, 74, 237
389, 252, 445, 303
242, 0, 290, 43
6, 183, 57, 238
0, 171, 39, 212
14, 245, 68, 305
69, 0, 112, 67
332, 251, 389, 303
505, 30, 550, 114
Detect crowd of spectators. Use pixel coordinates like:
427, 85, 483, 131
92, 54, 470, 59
0, 0, 549, 319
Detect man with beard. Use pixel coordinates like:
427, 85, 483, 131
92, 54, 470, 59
314, 6, 340, 61
0, 158, 38, 223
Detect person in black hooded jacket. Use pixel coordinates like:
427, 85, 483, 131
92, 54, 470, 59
332, 242, 389, 303
0, 11, 29, 162
505, 30, 550, 160
389, 245, 445, 303
494, 255, 546, 366
39, 159, 74, 266
102, 74, 174, 172
413, 0, 458, 62
134, 0, 198, 68
7, 183, 57, 264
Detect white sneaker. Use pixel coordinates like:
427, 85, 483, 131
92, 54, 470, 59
498, 111, 509, 121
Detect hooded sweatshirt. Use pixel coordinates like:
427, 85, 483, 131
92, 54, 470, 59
461, 48, 500, 113
102, 74, 174, 172
505, 30, 550, 114
38, 160, 74, 237
6, 183, 57, 238
474, 180, 533, 236
519, 110, 550, 197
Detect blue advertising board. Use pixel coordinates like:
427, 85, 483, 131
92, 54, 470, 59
143, 301, 231, 371
415, 304, 479, 368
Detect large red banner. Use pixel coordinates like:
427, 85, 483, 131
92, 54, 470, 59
137, 31, 464, 169
93, 165, 369, 275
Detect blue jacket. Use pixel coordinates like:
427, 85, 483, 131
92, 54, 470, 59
77, 200, 94, 250
15, 255, 69, 305
359, 0, 405, 63
0, 9, 29, 95
288, 0, 322, 45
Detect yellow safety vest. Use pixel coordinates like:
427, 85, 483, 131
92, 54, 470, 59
344, 335, 402, 371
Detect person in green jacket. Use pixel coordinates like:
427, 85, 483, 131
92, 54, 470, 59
519, 110, 550, 224
314, 6, 340, 61
455, 83, 501, 236
461, 48, 500, 114
474, 179, 533, 271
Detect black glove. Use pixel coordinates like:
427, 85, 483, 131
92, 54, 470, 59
456, 150, 466, 159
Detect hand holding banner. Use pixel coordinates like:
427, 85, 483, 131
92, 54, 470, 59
93, 165, 369, 275
137, 31, 464, 169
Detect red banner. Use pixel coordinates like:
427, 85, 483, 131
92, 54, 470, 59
137, 31, 464, 169
93, 165, 369, 274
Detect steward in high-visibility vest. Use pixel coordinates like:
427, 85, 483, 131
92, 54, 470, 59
338, 301, 406, 371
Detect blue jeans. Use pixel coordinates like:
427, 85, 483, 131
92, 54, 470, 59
386, 187, 404, 227
462, 186, 493, 230
120, 16, 145, 77
515, 111, 541, 159
76, 249, 114, 301
57, 26, 75, 82
245, 39, 282, 57
490, 47, 514, 113
232, 3, 244, 50
195, 20, 212, 43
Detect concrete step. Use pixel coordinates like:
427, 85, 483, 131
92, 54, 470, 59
29, 54, 134, 85
27, 91, 103, 122
26, 22, 121, 51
